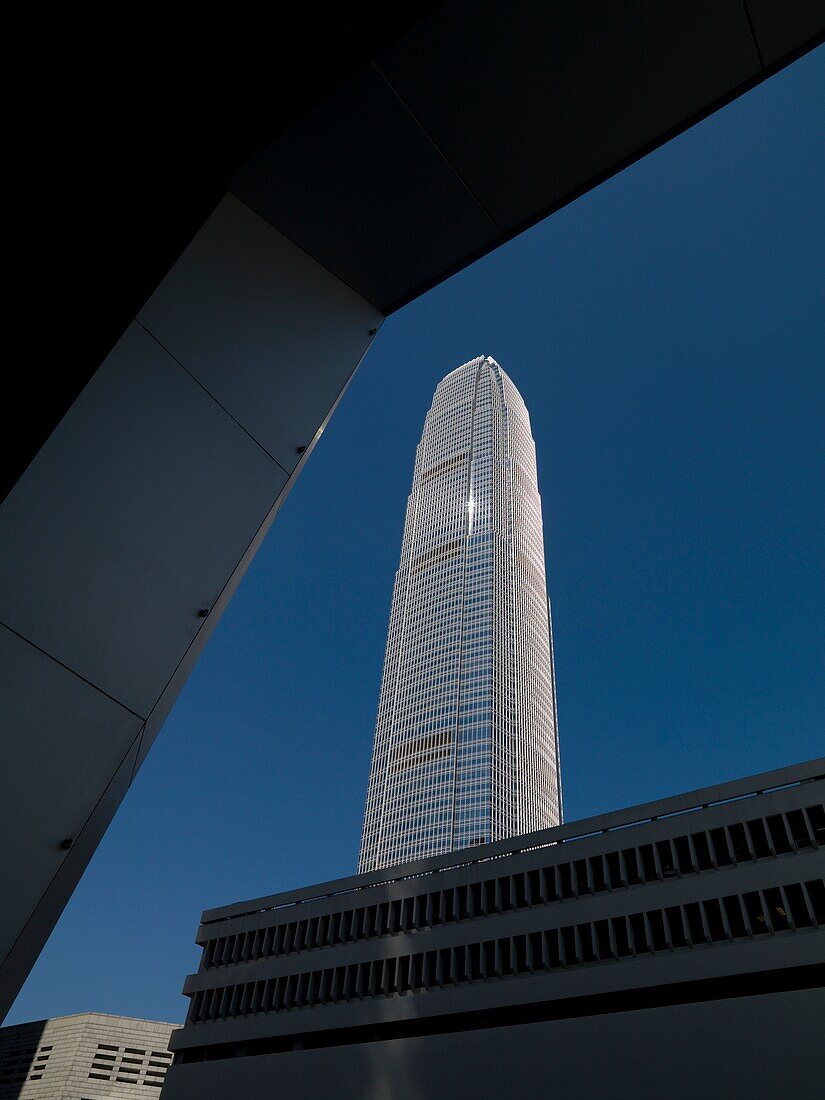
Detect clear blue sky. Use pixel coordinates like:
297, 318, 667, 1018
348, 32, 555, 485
8, 49, 823, 1026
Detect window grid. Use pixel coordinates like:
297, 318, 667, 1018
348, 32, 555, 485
359, 357, 561, 872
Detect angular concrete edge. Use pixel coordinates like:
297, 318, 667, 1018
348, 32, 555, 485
0, 197, 382, 1020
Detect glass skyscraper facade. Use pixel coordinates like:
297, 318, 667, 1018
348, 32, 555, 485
358, 356, 562, 873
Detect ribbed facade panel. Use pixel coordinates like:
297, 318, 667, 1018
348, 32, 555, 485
358, 356, 561, 872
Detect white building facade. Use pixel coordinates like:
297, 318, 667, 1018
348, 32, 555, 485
358, 356, 562, 872
0, 1012, 177, 1098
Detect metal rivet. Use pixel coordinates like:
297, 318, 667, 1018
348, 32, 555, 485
59, 838, 73, 851
295, 445, 307, 455
197, 608, 210, 618
369, 328, 378, 336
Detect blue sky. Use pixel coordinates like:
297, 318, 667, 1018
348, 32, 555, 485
8, 48, 823, 1026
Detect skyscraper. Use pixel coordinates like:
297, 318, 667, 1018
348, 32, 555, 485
358, 356, 562, 873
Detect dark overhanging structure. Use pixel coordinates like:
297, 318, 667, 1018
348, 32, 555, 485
1, 2, 823, 1021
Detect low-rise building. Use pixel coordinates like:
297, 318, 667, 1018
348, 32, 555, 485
163, 758, 825, 1098
0, 1012, 178, 1099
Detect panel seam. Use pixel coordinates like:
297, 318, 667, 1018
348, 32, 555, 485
126, 327, 378, 785
739, 0, 766, 71
0, 717, 147, 975
133, 318, 293, 478
0, 619, 146, 721
369, 60, 503, 235
228, 192, 388, 318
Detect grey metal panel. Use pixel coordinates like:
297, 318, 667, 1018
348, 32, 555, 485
746, 1, 825, 67
0, 626, 144, 972
0, 323, 286, 717
138, 196, 383, 475
0, 208, 381, 1017
162, 989, 825, 1100
128, 441, 324, 778
230, 65, 500, 312
0, 725, 140, 1017
374, 0, 761, 234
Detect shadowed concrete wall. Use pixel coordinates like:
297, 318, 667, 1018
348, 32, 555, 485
161, 988, 825, 1100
